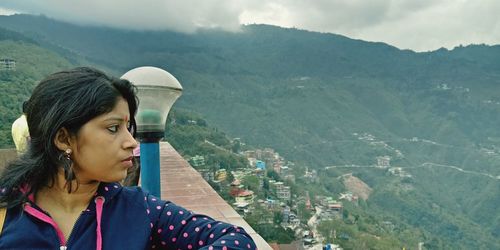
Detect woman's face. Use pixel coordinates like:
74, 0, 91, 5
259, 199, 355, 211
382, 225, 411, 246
71, 97, 138, 183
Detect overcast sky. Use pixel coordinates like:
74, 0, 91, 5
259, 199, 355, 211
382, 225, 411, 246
1, 0, 499, 52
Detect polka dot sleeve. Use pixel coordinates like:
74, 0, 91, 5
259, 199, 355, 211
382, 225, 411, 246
145, 194, 257, 250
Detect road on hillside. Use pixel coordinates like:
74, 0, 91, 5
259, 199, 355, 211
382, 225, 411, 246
305, 206, 324, 250
417, 162, 499, 180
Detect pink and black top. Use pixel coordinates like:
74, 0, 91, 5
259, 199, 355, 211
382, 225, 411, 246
0, 182, 257, 250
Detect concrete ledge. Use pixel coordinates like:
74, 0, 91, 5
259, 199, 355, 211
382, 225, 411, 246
159, 142, 272, 250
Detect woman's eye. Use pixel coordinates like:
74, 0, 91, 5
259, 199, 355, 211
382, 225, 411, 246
107, 125, 119, 133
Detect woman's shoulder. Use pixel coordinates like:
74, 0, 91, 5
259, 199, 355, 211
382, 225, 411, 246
102, 183, 192, 219
113, 185, 151, 204
119, 185, 147, 198
109, 184, 170, 212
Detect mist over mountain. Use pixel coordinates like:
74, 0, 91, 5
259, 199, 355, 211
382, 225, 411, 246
0, 14, 499, 248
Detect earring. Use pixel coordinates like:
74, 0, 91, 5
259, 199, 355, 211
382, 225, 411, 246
64, 149, 72, 160
61, 148, 76, 186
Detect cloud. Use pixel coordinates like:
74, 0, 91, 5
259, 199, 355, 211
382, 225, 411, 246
0, 0, 246, 32
352, 0, 500, 51
0, 7, 19, 16
241, 0, 500, 51
240, 0, 438, 32
1, 0, 499, 51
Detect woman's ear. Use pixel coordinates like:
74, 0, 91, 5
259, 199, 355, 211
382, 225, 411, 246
54, 127, 74, 151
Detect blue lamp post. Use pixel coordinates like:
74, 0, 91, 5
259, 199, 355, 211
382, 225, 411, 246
121, 66, 183, 197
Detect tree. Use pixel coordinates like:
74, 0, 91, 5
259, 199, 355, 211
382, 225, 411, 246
267, 170, 281, 181
273, 211, 283, 224
242, 175, 260, 191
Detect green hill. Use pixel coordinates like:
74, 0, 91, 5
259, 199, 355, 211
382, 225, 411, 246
0, 29, 76, 146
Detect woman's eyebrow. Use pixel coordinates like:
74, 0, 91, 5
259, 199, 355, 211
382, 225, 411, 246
103, 117, 125, 122
103, 115, 129, 122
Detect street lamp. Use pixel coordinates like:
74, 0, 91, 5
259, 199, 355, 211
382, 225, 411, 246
121, 66, 183, 197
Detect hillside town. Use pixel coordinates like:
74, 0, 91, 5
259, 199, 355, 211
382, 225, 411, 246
188, 146, 369, 250
183, 131, 440, 249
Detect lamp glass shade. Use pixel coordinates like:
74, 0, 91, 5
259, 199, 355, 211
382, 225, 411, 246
136, 86, 181, 134
121, 66, 183, 139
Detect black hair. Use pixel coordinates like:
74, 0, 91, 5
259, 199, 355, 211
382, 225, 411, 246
0, 67, 138, 208
22, 101, 28, 114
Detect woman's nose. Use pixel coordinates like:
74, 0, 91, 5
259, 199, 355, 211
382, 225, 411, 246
124, 129, 138, 149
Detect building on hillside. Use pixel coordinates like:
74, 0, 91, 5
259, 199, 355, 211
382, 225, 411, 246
280, 166, 296, 183
324, 243, 342, 250
258, 178, 264, 189
246, 148, 285, 171
247, 157, 257, 168
261, 148, 276, 160
282, 174, 296, 183
305, 198, 312, 210
376, 156, 391, 168
255, 160, 266, 170
229, 179, 243, 197
339, 192, 358, 203
198, 168, 214, 182
233, 201, 250, 213
388, 167, 412, 178
268, 179, 276, 185
327, 203, 343, 213
230, 170, 246, 181
0, 59, 16, 71
271, 181, 291, 201
304, 191, 312, 210
320, 197, 343, 217
277, 185, 291, 201
235, 190, 254, 204
304, 167, 318, 183
189, 155, 205, 167
282, 206, 291, 223
215, 169, 227, 182
280, 166, 290, 175
253, 167, 265, 177
260, 148, 280, 167
244, 150, 256, 159
273, 161, 282, 173
288, 216, 300, 228
264, 198, 280, 210
230, 179, 241, 187
256, 149, 265, 160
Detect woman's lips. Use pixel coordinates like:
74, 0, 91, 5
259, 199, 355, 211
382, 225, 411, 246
122, 156, 134, 168
123, 156, 134, 161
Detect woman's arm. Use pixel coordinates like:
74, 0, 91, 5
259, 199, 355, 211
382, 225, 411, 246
146, 194, 257, 250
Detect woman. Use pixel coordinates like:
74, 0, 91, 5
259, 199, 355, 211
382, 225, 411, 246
0, 67, 256, 250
